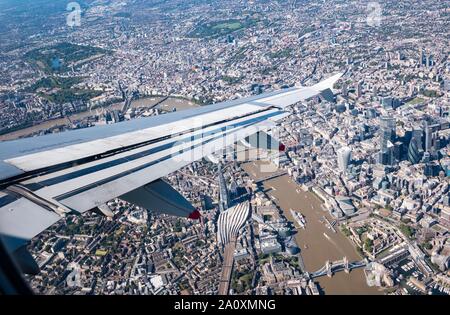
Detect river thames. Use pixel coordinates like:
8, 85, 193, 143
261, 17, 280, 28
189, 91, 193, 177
0, 96, 197, 141
242, 160, 383, 295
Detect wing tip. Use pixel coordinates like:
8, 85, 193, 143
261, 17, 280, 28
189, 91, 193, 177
312, 72, 344, 92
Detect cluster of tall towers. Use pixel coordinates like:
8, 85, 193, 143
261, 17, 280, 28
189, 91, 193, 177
408, 120, 440, 165
375, 116, 440, 167
419, 48, 434, 68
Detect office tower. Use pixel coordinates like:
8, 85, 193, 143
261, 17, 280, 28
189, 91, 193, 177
342, 82, 348, 96
408, 130, 423, 164
393, 141, 403, 162
381, 97, 394, 109
372, 85, 378, 97
380, 116, 396, 151
382, 97, 399, 109
424, 121, 436, 154
357, 81, 363, 98
443, 194, 450, 207
444, 77, 450, 92
424, 163, 439, 177
419, 48, 424, 65
409, 83, 415, 96
426, 55, 433, 68
435, 137, 441, 151
337, 146, 352, 173
218, 164, 230, 212
425, 126, 431, 152
378, 116, 396, 165
422, 151, 431, 163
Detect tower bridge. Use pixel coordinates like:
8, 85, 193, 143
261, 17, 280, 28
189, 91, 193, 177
309, 257, 368, 279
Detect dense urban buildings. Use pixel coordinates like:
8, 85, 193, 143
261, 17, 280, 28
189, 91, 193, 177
0, 0, 449, 295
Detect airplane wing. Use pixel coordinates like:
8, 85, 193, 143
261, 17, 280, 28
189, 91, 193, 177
0, 73, 342, 272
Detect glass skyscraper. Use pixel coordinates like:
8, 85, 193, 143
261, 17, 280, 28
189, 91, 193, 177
378, 116, 396, 165
337, 146, 352, 173
408, 130, 423, 164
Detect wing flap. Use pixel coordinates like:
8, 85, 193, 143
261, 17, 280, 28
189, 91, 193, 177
120, 179, 196, 218
241, 131, 284, 152
0, 198, 61, 252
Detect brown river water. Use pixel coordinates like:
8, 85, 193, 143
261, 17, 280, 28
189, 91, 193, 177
0, 97, 197, 141
242, 161, 383, 295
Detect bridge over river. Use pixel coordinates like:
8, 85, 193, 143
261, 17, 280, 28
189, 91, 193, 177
307, 257, 368, 279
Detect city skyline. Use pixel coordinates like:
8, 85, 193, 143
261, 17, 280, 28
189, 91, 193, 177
0, 0, 449, 297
